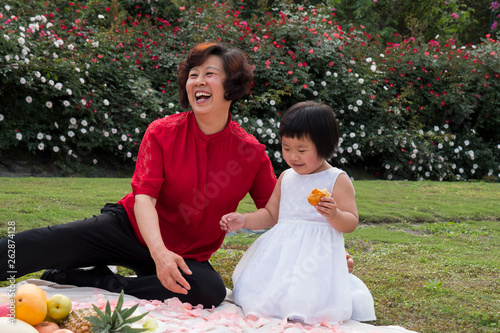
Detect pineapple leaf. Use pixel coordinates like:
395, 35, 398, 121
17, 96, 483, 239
113, 326, 149, 333
91, 304, 108, 319
122, 311, 149, 326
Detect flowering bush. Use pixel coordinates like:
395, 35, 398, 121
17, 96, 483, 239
0, 1, 498, 181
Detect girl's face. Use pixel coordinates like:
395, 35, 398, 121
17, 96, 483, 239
186, 55, 232, 117
281, 135, 328, 175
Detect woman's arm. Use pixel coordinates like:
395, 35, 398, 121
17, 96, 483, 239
134, 194, 192, 294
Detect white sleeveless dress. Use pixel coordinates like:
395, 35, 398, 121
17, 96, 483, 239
232, 167, 376, 324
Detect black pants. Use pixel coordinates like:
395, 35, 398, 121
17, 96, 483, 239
0, 203, 226, 308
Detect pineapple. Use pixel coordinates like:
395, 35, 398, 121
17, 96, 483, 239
59, 291, 148, 333
59, 308, 96, 333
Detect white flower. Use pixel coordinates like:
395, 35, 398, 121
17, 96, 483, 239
104, 132, 109, 137
326, 71, 331, 76
140, 113, 146, 119
358, 78, 364, 84
92, 41, 99, 48
118, 144, 123, 150
60, 135, 66, 142
69, 118, 77, 125
68, 44, 74, 51
256, 119, 263, 127
68, 131, 75, 137
333, 73, 338, 77
18, 37, 25, 45
37, 132, 44, 140
16, 133, 22, 140
81, 120, 88, 126
127, 152, 132, 158
20, 77, 26, 84
103, 99, 109, 106
48, 80, 54, 86
41, 77, 46, 83
349, 132, 356, 138
81, 128, 87, 134
53, 53, 58, 59
63, 100, 70, 107
38, 143, 45, 150
385, 164, 391, 169
464, 140, 470, 146
0, 114, 3, 121
93, 159, 98, 164
81, 99, 87, 106
46, 101, 53, 108
80, 78, 85, 84
356, 100, 363, 106
274, 151, 281, 158
98, 14, 105, 19
168, 102, 174, 108
3, 34, 9, 41
46, 22, 53, 29
53, 146, 59, 152
112, 128, 117, 134
365, 57, 372, 63
121, 135, 127, 141
54, 82, 63, 90
270, 100, 276, 106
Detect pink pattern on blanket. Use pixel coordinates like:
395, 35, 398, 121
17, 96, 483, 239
70, 295, 345, 332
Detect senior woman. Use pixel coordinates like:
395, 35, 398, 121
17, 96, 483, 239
0, 42, 276, 308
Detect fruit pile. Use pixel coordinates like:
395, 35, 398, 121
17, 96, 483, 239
0, 283, 148, 333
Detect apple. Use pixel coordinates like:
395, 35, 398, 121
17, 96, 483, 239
34, 321, 60, 333
46, 294, 72, 321
53, 330, 75, 333
0, 302, 10, 317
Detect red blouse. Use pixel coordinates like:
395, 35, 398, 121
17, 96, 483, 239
118, 111, 277, 262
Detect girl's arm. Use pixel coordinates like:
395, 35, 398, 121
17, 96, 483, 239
221, 172, 283, 232
316, 173, 359, 233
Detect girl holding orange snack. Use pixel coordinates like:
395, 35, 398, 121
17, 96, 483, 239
220, 101, 375, 325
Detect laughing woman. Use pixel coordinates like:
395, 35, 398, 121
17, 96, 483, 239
0, 42, 277, 308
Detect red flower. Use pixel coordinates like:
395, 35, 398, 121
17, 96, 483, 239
441, 101, 446, 106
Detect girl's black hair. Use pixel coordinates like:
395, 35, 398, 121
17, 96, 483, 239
278, 101, 340, 160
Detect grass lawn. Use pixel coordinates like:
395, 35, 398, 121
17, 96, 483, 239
1, 178, 499, 332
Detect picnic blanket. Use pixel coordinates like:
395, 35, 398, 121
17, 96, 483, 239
2, 279, 418, 332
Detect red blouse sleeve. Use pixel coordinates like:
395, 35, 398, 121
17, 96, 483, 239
249, 150, 277, 209
131, 119, 165, 199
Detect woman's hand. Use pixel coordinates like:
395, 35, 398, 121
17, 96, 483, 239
220, 212, 245, 233
346, 251, 354, 273
152, 247, 192, 295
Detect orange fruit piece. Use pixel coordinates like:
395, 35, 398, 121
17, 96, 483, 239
15, 283, 48, 326
307, 187, 331, 206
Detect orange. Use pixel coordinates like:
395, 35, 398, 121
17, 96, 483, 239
15, 283, 48, 326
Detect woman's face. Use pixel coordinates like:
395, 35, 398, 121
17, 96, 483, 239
186, 55, 232, 117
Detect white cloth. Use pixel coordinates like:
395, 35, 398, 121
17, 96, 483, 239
232, 168, 376, 324
1, 280, 417, 332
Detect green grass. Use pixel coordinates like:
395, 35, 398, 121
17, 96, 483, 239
1, 178, 499, 332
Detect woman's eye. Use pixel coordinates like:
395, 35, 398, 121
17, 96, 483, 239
298, 150, 306, 153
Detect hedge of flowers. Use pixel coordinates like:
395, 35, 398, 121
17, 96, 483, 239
0, 1, 499, 181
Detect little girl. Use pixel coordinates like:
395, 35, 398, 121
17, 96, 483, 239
220, 101, 376, 324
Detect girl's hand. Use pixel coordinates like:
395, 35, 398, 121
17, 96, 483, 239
220, 212, 245, 233
315, 196, 338, 220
